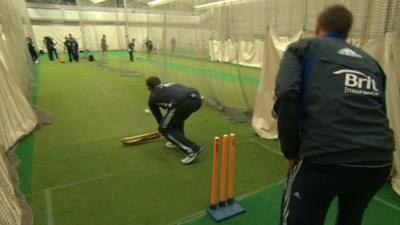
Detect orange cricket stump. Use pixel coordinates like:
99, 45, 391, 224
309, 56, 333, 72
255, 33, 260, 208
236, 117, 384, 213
207, 133, 245, 222
219, 134, 229, 206
209, 137, 220, 209
227, 133, 236, 204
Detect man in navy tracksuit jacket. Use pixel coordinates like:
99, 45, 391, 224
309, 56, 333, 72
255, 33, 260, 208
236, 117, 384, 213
274, 5, 394, 225
26, 37, 38, 63
146, 76, 203, 164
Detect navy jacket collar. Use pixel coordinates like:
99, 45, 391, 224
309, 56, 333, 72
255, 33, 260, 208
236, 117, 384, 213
324, 32, 347, 41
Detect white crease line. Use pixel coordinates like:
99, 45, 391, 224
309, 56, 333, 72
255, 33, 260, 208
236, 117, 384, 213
245, 140, 400, 213
236, 179, 285, 201
25, 139, 273, 198
49, 171, 125, 191
171, 179, 286, 225
26, 171, 129, 198
31, 139, 286, 225
172, 211, 207, 225
34, 137, 283, 225
248, 139, 283, 156
29, 139, 279, 196
100, 87, 113, 96
247, 140, 400, 212
45, 190, 54, 225
373, 196, 400, 211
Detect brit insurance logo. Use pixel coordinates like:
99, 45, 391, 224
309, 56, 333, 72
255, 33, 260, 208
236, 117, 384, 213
333, 69, 379, 96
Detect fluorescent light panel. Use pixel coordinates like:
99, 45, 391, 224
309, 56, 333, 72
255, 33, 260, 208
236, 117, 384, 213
194, 0, 242, 10
91, 0, 107, 4
148, 0, 176, 7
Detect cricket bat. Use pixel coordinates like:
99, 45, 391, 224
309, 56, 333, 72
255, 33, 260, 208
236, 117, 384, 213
122, 131, 161, 145
60, 50, 66, 63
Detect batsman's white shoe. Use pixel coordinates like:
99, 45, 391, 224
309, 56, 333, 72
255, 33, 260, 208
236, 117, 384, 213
181, 148, 204, 165
165, 142, 178, 149
181, 152, 197, 164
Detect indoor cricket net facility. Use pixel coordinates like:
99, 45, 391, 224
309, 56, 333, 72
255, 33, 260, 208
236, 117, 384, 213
0, 0, 400, 225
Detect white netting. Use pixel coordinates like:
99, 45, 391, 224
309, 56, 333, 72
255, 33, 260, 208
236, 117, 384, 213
0, 0, 38, 224
362, 32, 400, 194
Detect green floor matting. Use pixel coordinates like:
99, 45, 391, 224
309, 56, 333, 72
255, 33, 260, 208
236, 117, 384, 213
17, 63, 40, 197
183, 182, 400, 225
26, 57, 286, 225
16, 54, 399, 225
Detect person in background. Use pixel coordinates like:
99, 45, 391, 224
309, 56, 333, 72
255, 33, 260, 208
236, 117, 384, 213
171, 37, 176, 53
146, 76, 204, 164
274, 5, 394, 225
69, 33, 79, 62
64, 36, 73, 62
53, 38, 58, 59
101, 34, 108, 59
26, 37, 38, 63
128, 38, 135, 62
145, 39, 153, 59
43, 36, 55, 61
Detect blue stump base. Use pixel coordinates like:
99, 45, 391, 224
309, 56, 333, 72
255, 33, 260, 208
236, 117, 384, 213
207, 200, 246, 222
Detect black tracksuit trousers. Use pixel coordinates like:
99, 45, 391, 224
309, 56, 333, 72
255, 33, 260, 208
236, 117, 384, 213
47, 47, 54, 61
281, 160, 391, 225
158, 95, 202, 155
129, 51, 134, 62
72, 50, 79, 62
67, 49, 73, 62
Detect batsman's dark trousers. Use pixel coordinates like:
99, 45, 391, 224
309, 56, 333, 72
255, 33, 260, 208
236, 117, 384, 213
47, 47, 54, 61
129, 51, 134, 62
72, 50, 79, 62
67, 49, 73, 62
29, 50, 38, 62
158, 94, 202, 154
280, 160, 391, 225
53, 48, 58, 59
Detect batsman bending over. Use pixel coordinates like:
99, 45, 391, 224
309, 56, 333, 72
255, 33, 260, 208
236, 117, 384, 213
146, 76, 204, 164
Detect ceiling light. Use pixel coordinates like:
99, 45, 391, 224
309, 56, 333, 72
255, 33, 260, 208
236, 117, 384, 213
148, 0, 176, 7
194, 0, 242, 10
90, 0, 107, 4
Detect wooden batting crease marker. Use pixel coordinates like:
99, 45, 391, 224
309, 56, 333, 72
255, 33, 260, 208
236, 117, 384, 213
207, 133, 245, 222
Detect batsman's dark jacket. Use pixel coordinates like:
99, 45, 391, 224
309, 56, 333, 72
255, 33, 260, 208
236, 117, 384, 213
274, 33, 394, 164
148, 83, 199, 123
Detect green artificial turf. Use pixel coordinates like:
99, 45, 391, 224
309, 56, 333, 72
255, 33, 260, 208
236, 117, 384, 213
18, 53, 399, 225
16, 63, 40, 197
28, 56, 286, 225
16, 134, 35, 197
184, 182, 400, 225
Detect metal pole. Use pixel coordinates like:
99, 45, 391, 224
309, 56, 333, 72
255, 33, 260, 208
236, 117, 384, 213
124, 0, 129, 47
303, 0, 307, 31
